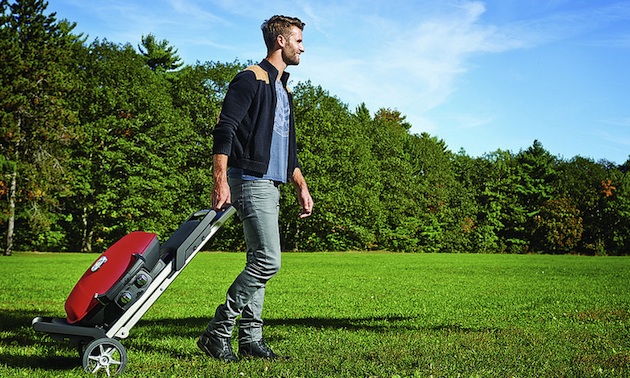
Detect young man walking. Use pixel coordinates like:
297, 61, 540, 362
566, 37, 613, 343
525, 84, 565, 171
198, 15, 313, 362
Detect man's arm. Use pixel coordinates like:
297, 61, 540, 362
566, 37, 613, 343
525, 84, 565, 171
292, 167, 313, 218
211, 69, 260, 211
212, 154, 231, 211
212, 70, 258, 156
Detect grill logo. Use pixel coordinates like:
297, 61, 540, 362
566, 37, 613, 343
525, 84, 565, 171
91, 256, 108, 272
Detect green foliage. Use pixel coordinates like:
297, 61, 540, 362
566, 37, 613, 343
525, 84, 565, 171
0, 0, 82, 254
290, 85, 383, 251
62, 39, 216, 251
1, 1, 629, 254
601, 168, 630, 255
533, 197, 583, 253
2, 252, 630, 376
556, 156, 609, 254
138, 33, 183, 72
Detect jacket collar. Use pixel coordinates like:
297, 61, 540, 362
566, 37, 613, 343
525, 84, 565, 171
260, 59, 290, 87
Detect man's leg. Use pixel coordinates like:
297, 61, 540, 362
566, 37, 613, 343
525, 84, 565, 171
200, 179, 281, 360
235, 179, 282, 358
239, 286, 265, 343
238, 286, 280, 359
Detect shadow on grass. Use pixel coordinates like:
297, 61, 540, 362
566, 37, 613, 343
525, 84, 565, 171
130, 314, 473, 339
135, 314, 428, 335
0, 308, 79, 372
3, 308, 497, 371
267, 316, 422, 331
266, 317, 498, 334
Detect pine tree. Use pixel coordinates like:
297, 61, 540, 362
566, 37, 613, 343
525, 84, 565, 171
0, 0, 81, 254
138, 34, 183, 72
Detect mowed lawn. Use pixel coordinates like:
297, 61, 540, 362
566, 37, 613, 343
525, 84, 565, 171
1, 252, 629, 377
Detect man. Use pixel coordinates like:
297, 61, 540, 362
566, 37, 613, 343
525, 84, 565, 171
198, 15, 313, 362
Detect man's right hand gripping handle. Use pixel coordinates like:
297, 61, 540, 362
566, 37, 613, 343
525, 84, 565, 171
212, 154, 231, 211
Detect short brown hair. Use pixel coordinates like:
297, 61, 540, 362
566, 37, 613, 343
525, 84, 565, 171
261, 15, 305, 50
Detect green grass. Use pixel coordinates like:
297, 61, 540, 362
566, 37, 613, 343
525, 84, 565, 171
1, 252, 629, 377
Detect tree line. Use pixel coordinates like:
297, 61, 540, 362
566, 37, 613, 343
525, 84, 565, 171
2, 0, 629, 256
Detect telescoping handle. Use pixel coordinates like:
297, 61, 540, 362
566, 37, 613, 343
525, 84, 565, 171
166, 207, 235, 271
192, 207, 233, 222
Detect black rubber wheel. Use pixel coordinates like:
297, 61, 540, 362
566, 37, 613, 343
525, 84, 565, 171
81, 338, 127, 376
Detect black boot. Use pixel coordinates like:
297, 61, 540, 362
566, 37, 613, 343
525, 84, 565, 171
238, 338, 281, 359
197, 332, 237, 362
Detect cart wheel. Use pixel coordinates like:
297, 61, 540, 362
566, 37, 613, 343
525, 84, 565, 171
82, 338, 127, 376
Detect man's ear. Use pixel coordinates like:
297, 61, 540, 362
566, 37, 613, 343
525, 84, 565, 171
276, 34, 286, 48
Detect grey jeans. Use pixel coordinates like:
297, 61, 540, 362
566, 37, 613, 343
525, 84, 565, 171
206, 178, 281, 343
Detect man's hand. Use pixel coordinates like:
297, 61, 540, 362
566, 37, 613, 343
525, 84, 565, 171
297, 187, 313, 218
212, 154, 231, 211
292, 168, 313, 218
212, 179, 231, 211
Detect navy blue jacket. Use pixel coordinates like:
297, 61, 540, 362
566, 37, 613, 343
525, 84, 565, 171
212, 59, 300, 178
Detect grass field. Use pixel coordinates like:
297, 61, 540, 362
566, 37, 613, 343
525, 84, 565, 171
1, 252, 629, 377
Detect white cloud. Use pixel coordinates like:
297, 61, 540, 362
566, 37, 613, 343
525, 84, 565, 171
293, 1, 498, 133
488, 1, 630, 49
167, 0, 226, 23
292, 0, 630, 139
451, 114, 496, 130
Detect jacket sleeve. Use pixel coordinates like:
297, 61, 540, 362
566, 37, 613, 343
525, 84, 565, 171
212, 70, 258, 155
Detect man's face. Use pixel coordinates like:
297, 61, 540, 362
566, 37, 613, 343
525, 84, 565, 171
281, 26, 304, 66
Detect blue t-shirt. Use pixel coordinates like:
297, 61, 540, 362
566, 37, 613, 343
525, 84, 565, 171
229, 81, 290, 183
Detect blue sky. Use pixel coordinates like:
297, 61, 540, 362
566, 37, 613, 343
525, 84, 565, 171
47, 0, 630, 164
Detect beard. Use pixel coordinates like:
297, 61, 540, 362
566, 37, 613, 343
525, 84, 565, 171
282, 47, 300, 66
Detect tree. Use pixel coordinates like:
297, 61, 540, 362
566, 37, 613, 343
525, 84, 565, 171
0, 0, 81, 254
290, 83, 382, 251
514, 140, 560, 252
138, 34, 183, 72
405, 132, 477, 253
452, 152, 501, 253
365, 108, 421, 251
475, 150, 526, 253
478, 140, 560, 254
62, 40, 203, 251
600, 166, 630, 255
555, 156, 608, 254
533, 197, 583, 254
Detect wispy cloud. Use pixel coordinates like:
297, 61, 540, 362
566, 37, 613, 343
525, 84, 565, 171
291, 0, 630, 136
451, 114, 497, 130
489, 1, 630, 49
167, 0, 226, 23
294, 1, 497, 130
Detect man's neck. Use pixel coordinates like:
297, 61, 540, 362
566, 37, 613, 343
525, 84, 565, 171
266, 51, 287, 79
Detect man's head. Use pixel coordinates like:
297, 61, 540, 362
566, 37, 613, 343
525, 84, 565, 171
261, 15, 305, 66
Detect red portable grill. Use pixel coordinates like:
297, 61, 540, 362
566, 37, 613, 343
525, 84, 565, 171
32, 207, 235, 376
